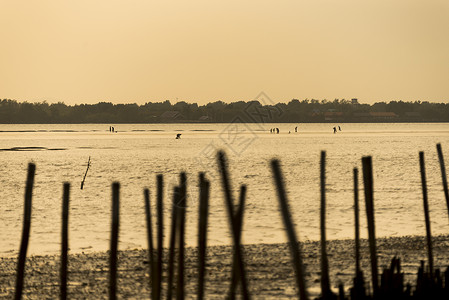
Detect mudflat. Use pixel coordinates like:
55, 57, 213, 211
1, 235, 448, 299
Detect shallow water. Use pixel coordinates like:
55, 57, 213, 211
0, 123, 448, 256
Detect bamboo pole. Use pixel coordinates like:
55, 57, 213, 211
197, 173, 210, 300
15, 163, 36, 300
155, 175, 164, 300
320, 151, 331, 298
144, 188, 155, 299
167, 187, 180, 300
80, 157, 91, 190
271, 159, 308, 300
230, 185, 247, 297
436, 143, 449, 221
353, 168, 360, 276
176, 172, 187, 300
217, 151, 250, 300
109, 182, 120, 300
61, 183, 70, 300
419, 152, 434, 278
362, 156, 378, 295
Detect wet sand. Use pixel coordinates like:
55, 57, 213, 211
1, 235, 448, 299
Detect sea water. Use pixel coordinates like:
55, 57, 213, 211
0, 123, 448, 256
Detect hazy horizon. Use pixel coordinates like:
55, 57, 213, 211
1, 0, 448, 105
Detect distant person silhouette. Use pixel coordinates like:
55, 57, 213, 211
338, 126, 341, 131
333, 127, 337, 134
295, 126, 298, 132
176, 134, 182, 139
109, 126, 112, 132
112, 127, 115, 133
276, 128, 280, 134
270, 128, 272, 133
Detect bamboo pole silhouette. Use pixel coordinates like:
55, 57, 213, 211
362, 156, 378, 296
61, 183, 70, 300
109, 182, 120, 300
271, 159, 308, 300
419, 152, 434, 278
198, 173, 210, 300
80, 156, 91, 190
144, 188, 155, 299
15, 163, 36, 300
155, 175, 164, 300
176, 173, 187, 300
320, 151, 331, 298
217, 151, 250, 300
230, 185, 247, 297
436, 143, 449, 221
353, 168, 361, 276
352, 167, 366, 299
167, 187, 180, 300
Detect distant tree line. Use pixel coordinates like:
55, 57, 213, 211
0, 98, 448, 123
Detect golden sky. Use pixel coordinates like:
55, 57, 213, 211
1, 0, 448, 105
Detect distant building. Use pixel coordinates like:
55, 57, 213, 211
309, 109, 322, 117
369, 112, 399, 120
324, 111, 344, 121
160, 111, 185, 122
352, 111, 399, 121
351, 98, 359, 105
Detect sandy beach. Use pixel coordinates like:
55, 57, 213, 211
1, 235, 448, 299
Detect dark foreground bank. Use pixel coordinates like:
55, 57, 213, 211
1, 235, 448, 299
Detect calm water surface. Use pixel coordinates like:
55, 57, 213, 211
1, 123, 448, 256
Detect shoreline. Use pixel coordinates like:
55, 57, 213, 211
1, 235, 449, 299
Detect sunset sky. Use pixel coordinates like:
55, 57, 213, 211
1, 0, 448, 105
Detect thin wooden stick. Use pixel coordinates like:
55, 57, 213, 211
419, 151, 434, 278
167, 186, 180, 300
155, 175, 164, 300
144, 188, 155, 299
198, 173, 210, 300
217, 151, 250, 300
362, 156, 378, 295
230, 185, 247, 297
176, 172, 187, 300
271, 159, 308, 300
109, 182, 120, 300
353, 168, 361, 276
80, 156, 91, 190
61, 183, 70, 300
15, 163, 36, 300
320, 151, 331, 297
436, 143, 449, 221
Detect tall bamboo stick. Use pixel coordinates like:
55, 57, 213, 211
144, 188, 155, 299
362, 156, 378, 295
109, 182, 120, 300
61, 183, 70, 300
419, 152, 434, 278
176, 172, 187, 300
436, 143, 449, 221
167, 187, 180, 300
198, 173, 210, 300
155, 175, 164, 300
353, 168, 361, 276
217, 151, 250, 300
15, 163, 36, 300
271, 159, 308, 300
230, 185, 247, 297
320, 151, 331, 297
